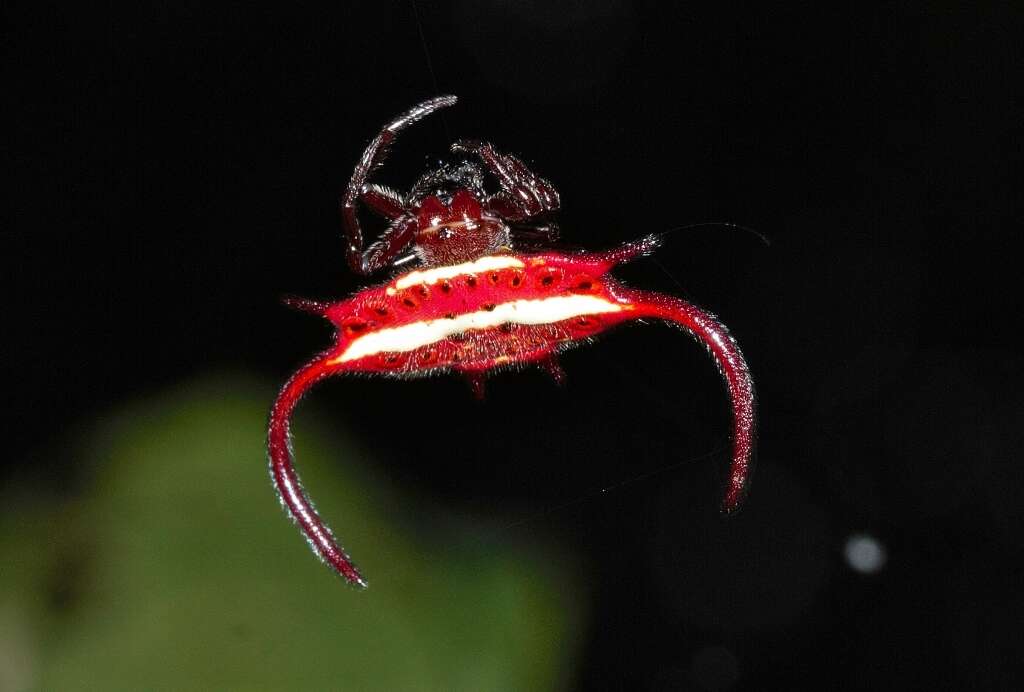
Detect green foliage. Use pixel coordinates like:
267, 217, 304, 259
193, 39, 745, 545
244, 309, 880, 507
1, 377, 582, 691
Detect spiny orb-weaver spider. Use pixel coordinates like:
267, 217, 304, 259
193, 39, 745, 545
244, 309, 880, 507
268, 96, 756, 588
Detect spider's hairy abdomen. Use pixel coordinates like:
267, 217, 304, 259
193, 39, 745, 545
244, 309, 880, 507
320, 249, 634, 375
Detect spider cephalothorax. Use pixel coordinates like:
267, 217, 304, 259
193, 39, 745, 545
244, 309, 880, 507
342, 95, 560, 272
269, 96, 757, 588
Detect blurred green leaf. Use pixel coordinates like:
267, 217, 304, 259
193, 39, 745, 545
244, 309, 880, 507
1, 376, 583, 691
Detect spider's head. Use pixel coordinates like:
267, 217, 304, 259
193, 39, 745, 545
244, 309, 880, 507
410, 160, 510, 267
412, 188, 510, 267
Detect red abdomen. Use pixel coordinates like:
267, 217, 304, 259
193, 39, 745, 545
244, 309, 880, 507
322, 250, 633, 374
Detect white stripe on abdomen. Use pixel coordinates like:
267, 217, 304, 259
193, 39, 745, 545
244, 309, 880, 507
390, 255, 525, 292
330, 295, 624, 364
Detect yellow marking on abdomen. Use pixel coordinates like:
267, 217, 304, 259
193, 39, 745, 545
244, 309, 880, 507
329, 294, 623, 364
390, 255, 525, 292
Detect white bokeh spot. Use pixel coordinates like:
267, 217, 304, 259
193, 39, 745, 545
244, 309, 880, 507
844, 533, 887, 574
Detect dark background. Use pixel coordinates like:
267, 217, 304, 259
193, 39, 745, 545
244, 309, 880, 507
8, 1, 1022, 689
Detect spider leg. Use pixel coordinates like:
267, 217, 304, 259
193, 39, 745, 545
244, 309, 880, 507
509, 222, 560, 247
268, 354, 367, 587
362, 216, 419, 273
360, 183, 407, 220
451, 140, 560, 221
343, 96, 458, 275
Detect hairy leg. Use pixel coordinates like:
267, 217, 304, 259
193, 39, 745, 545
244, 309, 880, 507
451, 140, 560, 221
342, 96, 458, 275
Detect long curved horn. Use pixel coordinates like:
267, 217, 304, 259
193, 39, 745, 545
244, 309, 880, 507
267, 355, 368, 587
619, 288, 757, 511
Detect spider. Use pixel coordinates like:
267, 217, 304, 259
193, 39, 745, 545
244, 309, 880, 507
268, 96, 756, 588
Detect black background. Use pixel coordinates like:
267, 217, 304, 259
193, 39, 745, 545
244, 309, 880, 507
8, 1, 1023, 689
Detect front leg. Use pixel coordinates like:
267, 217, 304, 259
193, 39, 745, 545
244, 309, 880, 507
360, 183, 407, 220
351, 215, 418, 276
451, 140, 561, 221
342, 96, 458, 275
509, 222, 560, 248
